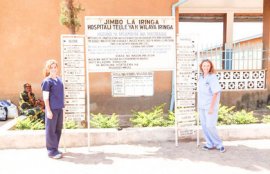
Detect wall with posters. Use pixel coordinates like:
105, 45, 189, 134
0, 0, 178, 115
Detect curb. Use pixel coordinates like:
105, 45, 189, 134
0, 124, 270, 149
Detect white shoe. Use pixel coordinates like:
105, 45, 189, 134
217, 146, 226, 153
49, 153, 62, 159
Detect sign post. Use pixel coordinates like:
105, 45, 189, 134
61, 17, 176, 150
61, 35, 86, 150
175, 35, 198, 146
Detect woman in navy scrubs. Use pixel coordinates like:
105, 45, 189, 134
198, 59, 225, 153
41, 59, 64, 159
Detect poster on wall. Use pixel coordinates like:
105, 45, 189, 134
85, 16, 176, 72
112, 72, 154, 97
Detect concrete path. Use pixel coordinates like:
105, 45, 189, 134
0, 139, 270, 174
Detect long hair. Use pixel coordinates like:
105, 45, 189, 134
43, 59, 58, 77
199, 59, 216, 74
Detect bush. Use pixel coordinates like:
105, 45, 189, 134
262, 115, 270, 124
64, 120, 78, 129
90, 113, 119, 128
218, 105, 235, 125
217, 104, 258, 125
16, 117, 80, 130
231, 110, 258, 124
16, 118, 45, 130
166, 111, 175, 126
130, 103, 168, 127
262, 105, 270, 124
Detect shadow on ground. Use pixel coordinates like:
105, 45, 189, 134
59, 140, 270, 171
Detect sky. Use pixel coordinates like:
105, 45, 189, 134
179, 22, 263, 45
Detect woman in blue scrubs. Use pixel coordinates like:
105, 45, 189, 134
41, 59, 64, 159
198, 59, 225, 153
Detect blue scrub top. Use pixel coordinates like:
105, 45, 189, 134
41, 77, 64, 109
198, 74, 221, 110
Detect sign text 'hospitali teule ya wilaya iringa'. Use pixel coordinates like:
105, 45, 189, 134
85, 16, 176, 72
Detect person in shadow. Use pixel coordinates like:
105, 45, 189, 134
19, 83, 45, 122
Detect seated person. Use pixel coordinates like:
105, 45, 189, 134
19, 83, 45, 122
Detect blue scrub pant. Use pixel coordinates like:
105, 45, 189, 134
199, 109, 223, 148
45, 109, 63, 156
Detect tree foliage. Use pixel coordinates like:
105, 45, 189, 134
60, 0, 84, 34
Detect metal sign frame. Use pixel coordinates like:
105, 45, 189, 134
61, 34, 86, 151
85, 16, 176, 150
174, 35, 199, 147
62, 16, 177, 150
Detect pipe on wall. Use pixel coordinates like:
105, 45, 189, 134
170, 0, 188, 111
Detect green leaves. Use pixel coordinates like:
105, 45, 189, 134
218, 104, 258, 125
90, 113, 120, 128
64, 120, 78, 129
232, 110, 258, 124
130, 103, 173, 127
262, 115, 270, 124
262, 105, 270, 124
59, 0, 84, 33
16, 117, 79, 130
16, 117, 45, 130
166, 111, 175, 126
218, 105, 235, 125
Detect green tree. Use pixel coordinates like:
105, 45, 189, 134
60, 0, 84, 34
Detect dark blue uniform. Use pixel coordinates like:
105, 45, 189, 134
41, 77, 64, 156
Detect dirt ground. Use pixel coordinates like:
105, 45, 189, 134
0, 139, 269, 174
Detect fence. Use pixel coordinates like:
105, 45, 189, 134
199, 42, 265, 70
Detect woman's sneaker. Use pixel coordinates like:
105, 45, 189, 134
201, 145, 214, 151
49, 153, 62, 159
217, 146, 226, 153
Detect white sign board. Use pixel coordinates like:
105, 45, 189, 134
112, 72, 154, 97
85, 16, 176, 72
61, 35, 86, 121
175, 36, 197, 140
64, 91, 85, 99
63, 53, 84, 60
64, 105, 86, 113
64, 83, 85, 91
65, 99, 86, 105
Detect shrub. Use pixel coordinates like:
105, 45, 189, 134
64, 120, 78, 129
16, 118, 45, 130
231, 110, 258, 124
217, 104, 258, 125
218, 105, 235, 125
130, 103, 167, 127
166, 111, 175, 126
262, 115, 270, 124
262, 105, 270, 124
90, 113, 119, 128
16, 117, 80, 130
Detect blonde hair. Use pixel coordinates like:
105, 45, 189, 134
199, 59, 216, 74
43, 59, 58, 77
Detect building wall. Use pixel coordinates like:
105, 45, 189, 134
239, 37, 262, 45
0, 0, 269, 116
0, 0, 178, 114
221, 90, 270, 111
263, 0, 270, 92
